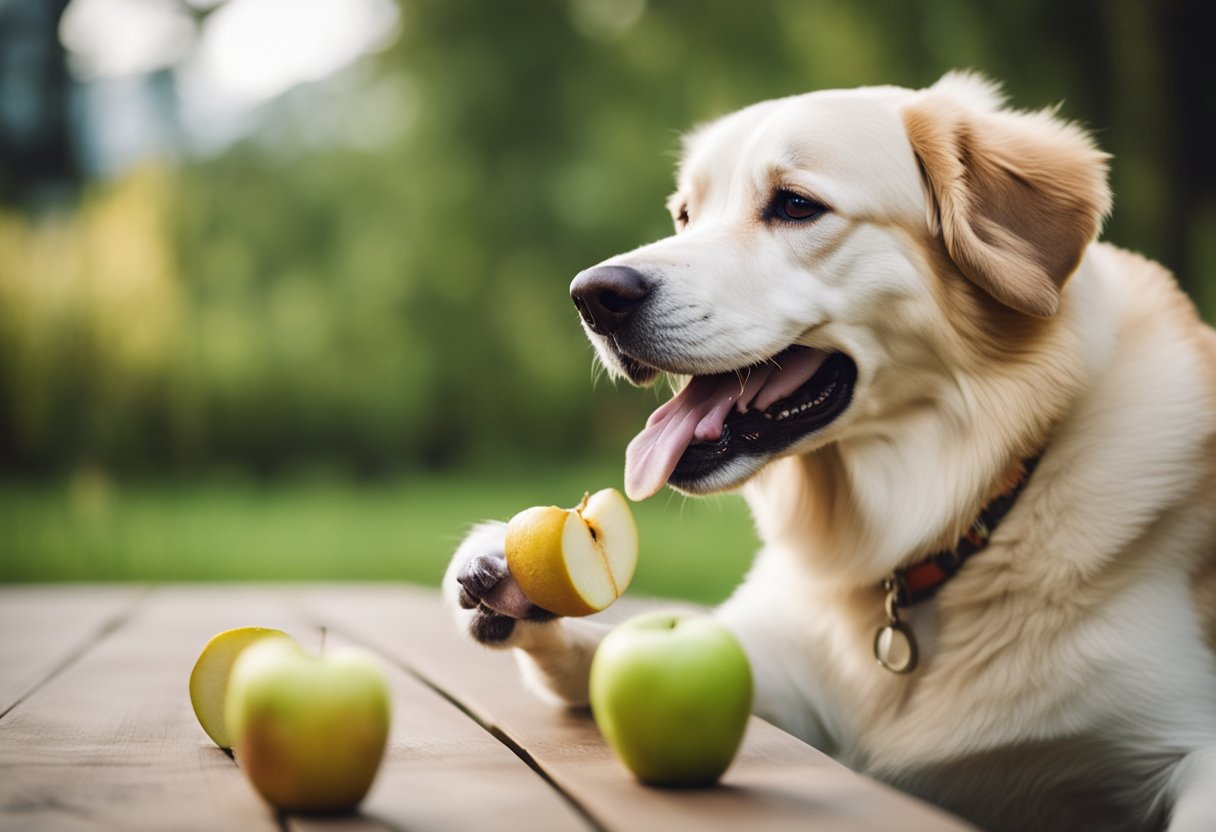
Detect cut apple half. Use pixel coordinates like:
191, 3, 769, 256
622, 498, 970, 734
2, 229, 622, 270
505, 488, 638, 617
189, 626, 293, 749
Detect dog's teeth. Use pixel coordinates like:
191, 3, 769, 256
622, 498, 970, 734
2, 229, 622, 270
757, 379, 839, 421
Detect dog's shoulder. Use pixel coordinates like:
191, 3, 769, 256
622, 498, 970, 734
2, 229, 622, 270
1087, 240, 1216, 650
1096, 242, 1215, 365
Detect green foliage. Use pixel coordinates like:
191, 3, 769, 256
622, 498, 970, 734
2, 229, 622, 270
0, 0, 1210, 477
0, 464, 758, 604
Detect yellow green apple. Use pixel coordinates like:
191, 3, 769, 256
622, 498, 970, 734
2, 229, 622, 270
189, 626, 293, 748
225, 638, 391, 814
505, 487, 638, 616
590, 611, 753, 786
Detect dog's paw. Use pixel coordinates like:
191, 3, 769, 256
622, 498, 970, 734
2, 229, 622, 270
444, 521, 557, 647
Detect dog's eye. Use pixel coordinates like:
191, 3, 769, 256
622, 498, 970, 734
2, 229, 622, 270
773, 191, 827, 222
675, 205, 690, 230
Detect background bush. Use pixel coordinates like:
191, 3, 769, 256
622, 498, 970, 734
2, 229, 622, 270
1, 0, 1212, 478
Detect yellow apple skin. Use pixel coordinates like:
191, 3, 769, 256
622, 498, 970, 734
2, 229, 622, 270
226, 639, 391, 814
506, 505, 599, 617
505, 488, 638, 617
189, 626, 293, 749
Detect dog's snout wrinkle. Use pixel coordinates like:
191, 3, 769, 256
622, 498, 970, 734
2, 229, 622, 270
570, 265, 651, 335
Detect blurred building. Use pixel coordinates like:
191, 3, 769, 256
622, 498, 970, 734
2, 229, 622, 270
0, 0, 78, 208
0, 0, 399, 208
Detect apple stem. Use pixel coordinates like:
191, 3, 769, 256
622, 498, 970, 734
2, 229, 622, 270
319, 626, 328, 657
576, 491, 590, 515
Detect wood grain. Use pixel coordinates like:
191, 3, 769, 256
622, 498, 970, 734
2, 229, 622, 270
0, 584, 975, 830
281, 598, 592, 832
302, 584, 976, 832
0, 586, 285, 832
0, 586, 592, 832
0, 585, 145, 717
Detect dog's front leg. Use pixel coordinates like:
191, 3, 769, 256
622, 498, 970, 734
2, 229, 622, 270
444, 521, 608, 707
1166, 745, 1216, 831
713, 555, 846, 754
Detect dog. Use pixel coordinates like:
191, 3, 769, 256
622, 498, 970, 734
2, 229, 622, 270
445, 72, 1216, 831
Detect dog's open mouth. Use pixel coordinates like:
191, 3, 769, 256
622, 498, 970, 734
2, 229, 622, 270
624, 347, 857, 500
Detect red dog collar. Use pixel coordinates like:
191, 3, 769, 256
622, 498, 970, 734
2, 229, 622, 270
874, 456, 1040, 673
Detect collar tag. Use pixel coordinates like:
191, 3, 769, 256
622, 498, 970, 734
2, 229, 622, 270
874, 577, 919, 673
872, 455, 1041, 675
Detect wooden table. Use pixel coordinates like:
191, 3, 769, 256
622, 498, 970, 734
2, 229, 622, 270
0, 585, 972, 831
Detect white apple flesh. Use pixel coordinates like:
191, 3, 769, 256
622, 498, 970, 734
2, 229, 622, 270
225, 639, 391, 814
189, 626, 293, 749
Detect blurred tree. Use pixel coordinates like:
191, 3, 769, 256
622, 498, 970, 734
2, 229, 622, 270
0, 0, 1212, 477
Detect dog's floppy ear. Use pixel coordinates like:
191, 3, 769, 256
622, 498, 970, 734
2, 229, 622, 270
903, 72, 1111, 317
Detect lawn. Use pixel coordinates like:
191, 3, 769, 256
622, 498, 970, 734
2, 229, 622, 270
0, 460, 760, 605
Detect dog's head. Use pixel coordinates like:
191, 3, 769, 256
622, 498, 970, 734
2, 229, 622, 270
572, 73, 1111, 501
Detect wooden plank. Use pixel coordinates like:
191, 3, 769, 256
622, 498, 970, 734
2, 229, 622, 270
0, 585, 592, 832
304, 585, 975, 832
0, 586, 288, 832
281, 605, 592, 832
0, 585, 145, 717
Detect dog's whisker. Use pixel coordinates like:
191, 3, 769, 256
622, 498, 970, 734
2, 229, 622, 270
734, 367, 752, 397
589, 360, 608, 389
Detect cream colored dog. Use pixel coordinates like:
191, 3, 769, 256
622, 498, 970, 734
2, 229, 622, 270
446, 73, 1216, 831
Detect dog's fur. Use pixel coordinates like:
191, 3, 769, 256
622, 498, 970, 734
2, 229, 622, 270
446, 73, 1216, 831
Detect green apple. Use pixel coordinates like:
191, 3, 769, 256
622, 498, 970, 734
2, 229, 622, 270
225, 639, 391, 814
589, 611, 753, 787
190, 626, 293, 749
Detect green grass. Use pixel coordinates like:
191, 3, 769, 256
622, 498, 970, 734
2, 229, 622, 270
0, 461, 759, 605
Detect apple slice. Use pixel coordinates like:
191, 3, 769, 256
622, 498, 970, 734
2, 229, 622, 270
189, 626, 293, 749
505, 488, 638, 617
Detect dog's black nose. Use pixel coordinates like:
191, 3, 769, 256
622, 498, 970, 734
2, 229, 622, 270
569, 265, 651, 335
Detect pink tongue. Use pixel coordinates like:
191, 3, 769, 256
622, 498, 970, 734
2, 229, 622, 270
624, 349, 830, 501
